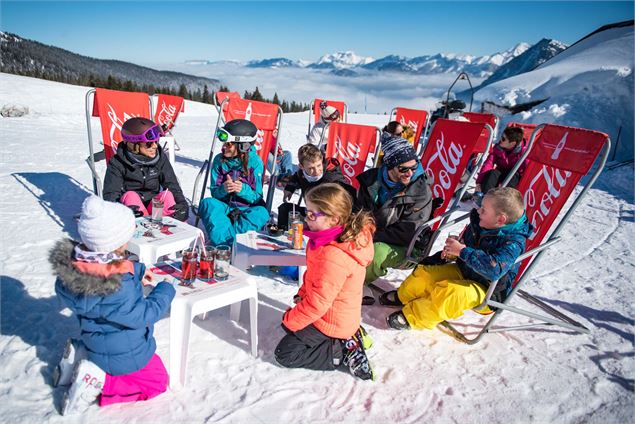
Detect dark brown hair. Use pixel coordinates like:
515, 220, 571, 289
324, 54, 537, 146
382, 121, 403, 135
503, 126, 524, 143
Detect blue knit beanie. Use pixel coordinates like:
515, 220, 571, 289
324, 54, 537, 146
383, 138, 418, 169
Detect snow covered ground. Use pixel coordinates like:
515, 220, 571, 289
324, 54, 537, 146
0, 72, 633, 423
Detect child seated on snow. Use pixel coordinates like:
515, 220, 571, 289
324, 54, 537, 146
49, 196, 175, 415
275, 183, 376, 380
379, 187, 532, 330
277, 144, 354, 230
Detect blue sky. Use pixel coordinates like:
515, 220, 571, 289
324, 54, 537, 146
1, 1, 633, 65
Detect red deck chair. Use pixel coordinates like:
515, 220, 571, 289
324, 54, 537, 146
401, 119, 495, 261
317, 122, 380, 189
193, 97, 283, 217
85, 88, 152, 196
434, 124, 611, 343
366, 119, 494, 296
307, 98, 347, 136
389, 107, 430, 151
152, 94, 185, 163
463, 112, 499, 140
214, 91, 241, 122
153, 94, 184, 131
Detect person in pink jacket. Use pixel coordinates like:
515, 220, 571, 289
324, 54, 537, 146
275, 183, 376, 380
475, 126, 528, 198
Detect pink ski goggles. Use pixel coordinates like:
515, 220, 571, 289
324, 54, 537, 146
122, 124, 163, 143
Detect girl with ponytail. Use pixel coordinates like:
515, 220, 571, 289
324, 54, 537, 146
275, 183, 377, 380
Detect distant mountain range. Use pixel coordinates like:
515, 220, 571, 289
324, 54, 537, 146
1, 29, 567, 99
198, 41, 564, 81
0, 32, 219, 92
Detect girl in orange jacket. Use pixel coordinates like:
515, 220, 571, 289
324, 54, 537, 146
275, 183, 376, 380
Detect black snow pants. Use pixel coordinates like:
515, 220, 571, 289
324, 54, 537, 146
481, 168, 521, 193
275, 323, 342, 371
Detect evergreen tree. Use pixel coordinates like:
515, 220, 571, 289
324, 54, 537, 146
178, 83, 188, 98
251, 86, 264, 102
202, 85, 211, 104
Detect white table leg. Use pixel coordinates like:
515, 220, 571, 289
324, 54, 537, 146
249, 295, 258, 357
169, 300, 192, 389
230, 301, 241, 322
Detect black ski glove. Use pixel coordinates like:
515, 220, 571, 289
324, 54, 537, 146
227, 208, 242, 224
169, 204, 189, 221
127, 205, 144, 218
414, 227, 433, 251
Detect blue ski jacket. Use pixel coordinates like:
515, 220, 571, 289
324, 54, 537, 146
50, 239, 175, 376
458, 209, 532, 297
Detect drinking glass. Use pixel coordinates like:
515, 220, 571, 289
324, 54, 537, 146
181, 248, 198, 284
215, 245, 231, 281
444, 233, 460, 261
199, 245, 216, 281
151, 198, 164, 223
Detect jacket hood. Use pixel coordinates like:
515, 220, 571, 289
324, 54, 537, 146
49, 239, 124, 298
331, 225, 375, 268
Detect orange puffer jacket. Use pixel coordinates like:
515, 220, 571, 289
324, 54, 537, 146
282, 226, 374, 339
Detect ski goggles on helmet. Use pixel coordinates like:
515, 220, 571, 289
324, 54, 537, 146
216, 127, 257, 144
122, 124, 163, 143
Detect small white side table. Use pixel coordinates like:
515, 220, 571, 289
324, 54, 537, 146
127, 216, 203, 265
148, 262, 257, 389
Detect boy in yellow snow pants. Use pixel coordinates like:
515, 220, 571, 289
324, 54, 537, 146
398, 263, 488, 329
381, 187, 532, 330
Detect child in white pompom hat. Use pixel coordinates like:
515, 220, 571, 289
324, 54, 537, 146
49, 195, 175, 415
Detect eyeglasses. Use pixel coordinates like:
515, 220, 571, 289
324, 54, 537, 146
216, 127, 257, 144
397, 163, 418, 174
305, 209, 327, 221
122, 124, 163, 143
140, 141, 158, 148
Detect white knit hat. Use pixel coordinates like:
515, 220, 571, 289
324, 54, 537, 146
321, 105, 340, 121
78, 196, 136, 252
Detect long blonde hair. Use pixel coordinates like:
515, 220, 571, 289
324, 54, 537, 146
305, 183, 375, 247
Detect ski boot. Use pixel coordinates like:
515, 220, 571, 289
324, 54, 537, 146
341, 329, 375, 381
52, 338, 86, 387
60, 359, 105, 415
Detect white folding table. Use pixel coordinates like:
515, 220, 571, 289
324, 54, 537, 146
127, 216, 203, 265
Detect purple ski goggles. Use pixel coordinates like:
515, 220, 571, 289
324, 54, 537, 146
122, 124, 163, 143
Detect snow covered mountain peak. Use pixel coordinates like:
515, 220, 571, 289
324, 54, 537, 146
312, 51, 375, 69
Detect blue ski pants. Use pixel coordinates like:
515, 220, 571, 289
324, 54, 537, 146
198, 197, 269, 246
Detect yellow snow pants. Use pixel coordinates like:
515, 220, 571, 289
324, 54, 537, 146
397, 263, 490, 329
